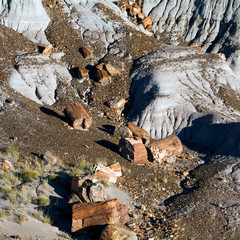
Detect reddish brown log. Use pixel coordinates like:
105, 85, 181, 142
65, 102, 92, 129
127, 122, 150, 144
119, 138, 148, 164
92, 69, 110, 84
148, 135, 183, 163
72, 199, 129, 232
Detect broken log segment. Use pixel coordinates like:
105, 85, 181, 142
79, 47, 93, 59
148, 135, 183, 163
119, 138, 148, 164
42, 44, 53, 56
127, 122, 150, 144
64, 102, 92, 129
72, 198, 129, 232
78, 67, 89, 79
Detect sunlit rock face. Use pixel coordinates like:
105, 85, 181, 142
143, 0, 240, 53
128, 45, 240, 155
0, 0, 50, 44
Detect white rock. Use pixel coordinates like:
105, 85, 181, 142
8, 54, 72, 105
0, 0, 50, 44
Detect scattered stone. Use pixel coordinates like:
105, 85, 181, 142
8, 99, 15, 104
72, 199, 130, 232
78, 67, 89, 79
1, 160, 14, 170
108, 98, 127, 109
96, 62, 105, 70
105, 63, 121, 76
42, 44, 53, 56
92, 69, 110, 84
71, 174, 107, 202
100, 224, 137, 240
64, 102, 92, 129
127, 122, 150, 144
119, 138, 148, 164
79, 46, 93, 59
148, 135, 183, 163
216, 53, 226, 60
141, 16, 152, 29
114, 125, 133, 139
43, 150, 58, 164
132, 3, 141, 14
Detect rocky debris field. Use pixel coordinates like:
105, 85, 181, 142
0, 0, 240, 240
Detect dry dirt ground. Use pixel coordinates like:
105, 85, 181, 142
0, 1, 240, 240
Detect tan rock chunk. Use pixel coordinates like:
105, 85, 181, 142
1, 160, 14, 170
105, 63, 121, 76
43, 44, 53, 56
216, 53, 226, 61
93, 69, 110, 84
141, 16, 152, 29
78, 67, 89, 79
72, 199, 130, 232
43, 150, 58, 164
64, 102, 92, 129
109, 163, 122, 177
137, 12, 145, 20
119, 138, 148, 164
108, 98, 127, 109
148, 135, 183, 163
127, 122, 150, 143
80, 47, 93, 59
96, 62, 105, 70
100, 225, 137, 240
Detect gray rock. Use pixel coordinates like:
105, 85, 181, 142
142, 0, 240, 55
8, 53, 72, 105
0, 0, 50, 44
128, 45, 240, 155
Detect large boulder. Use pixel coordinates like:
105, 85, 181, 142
8, 53, 72, 105
128, 45, 240, 156
0, 0, 50, 44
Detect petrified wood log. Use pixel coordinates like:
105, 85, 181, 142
148, 135, 183, 163
119, 138, 148, 164
72, 199, 129, 232
65, 102, 92, 129
127, 122, 150, 144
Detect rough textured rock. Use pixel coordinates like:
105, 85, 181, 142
119, 138, 148, 164
0, 0, 50, 44
42, 44, 54, 57
72, 199, 130, 232
100, 225, 138, 240
43, 150, 58, 165
127, 122, 150, 144
8, 53, 72, 105
142, 0, 240, 54
71, 175, 107, 203
128, 45, 240, 155
148, 135, 183, 163
65, 102, 92, 129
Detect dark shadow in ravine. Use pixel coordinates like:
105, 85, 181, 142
178, 115, 240, 161
40, 106, 66, 122
95, 140, 119, 154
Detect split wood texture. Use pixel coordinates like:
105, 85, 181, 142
119, 138, 148, 164
148, 135, 183, 163
65, 102, 92, 129
72, 198, 129, 232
